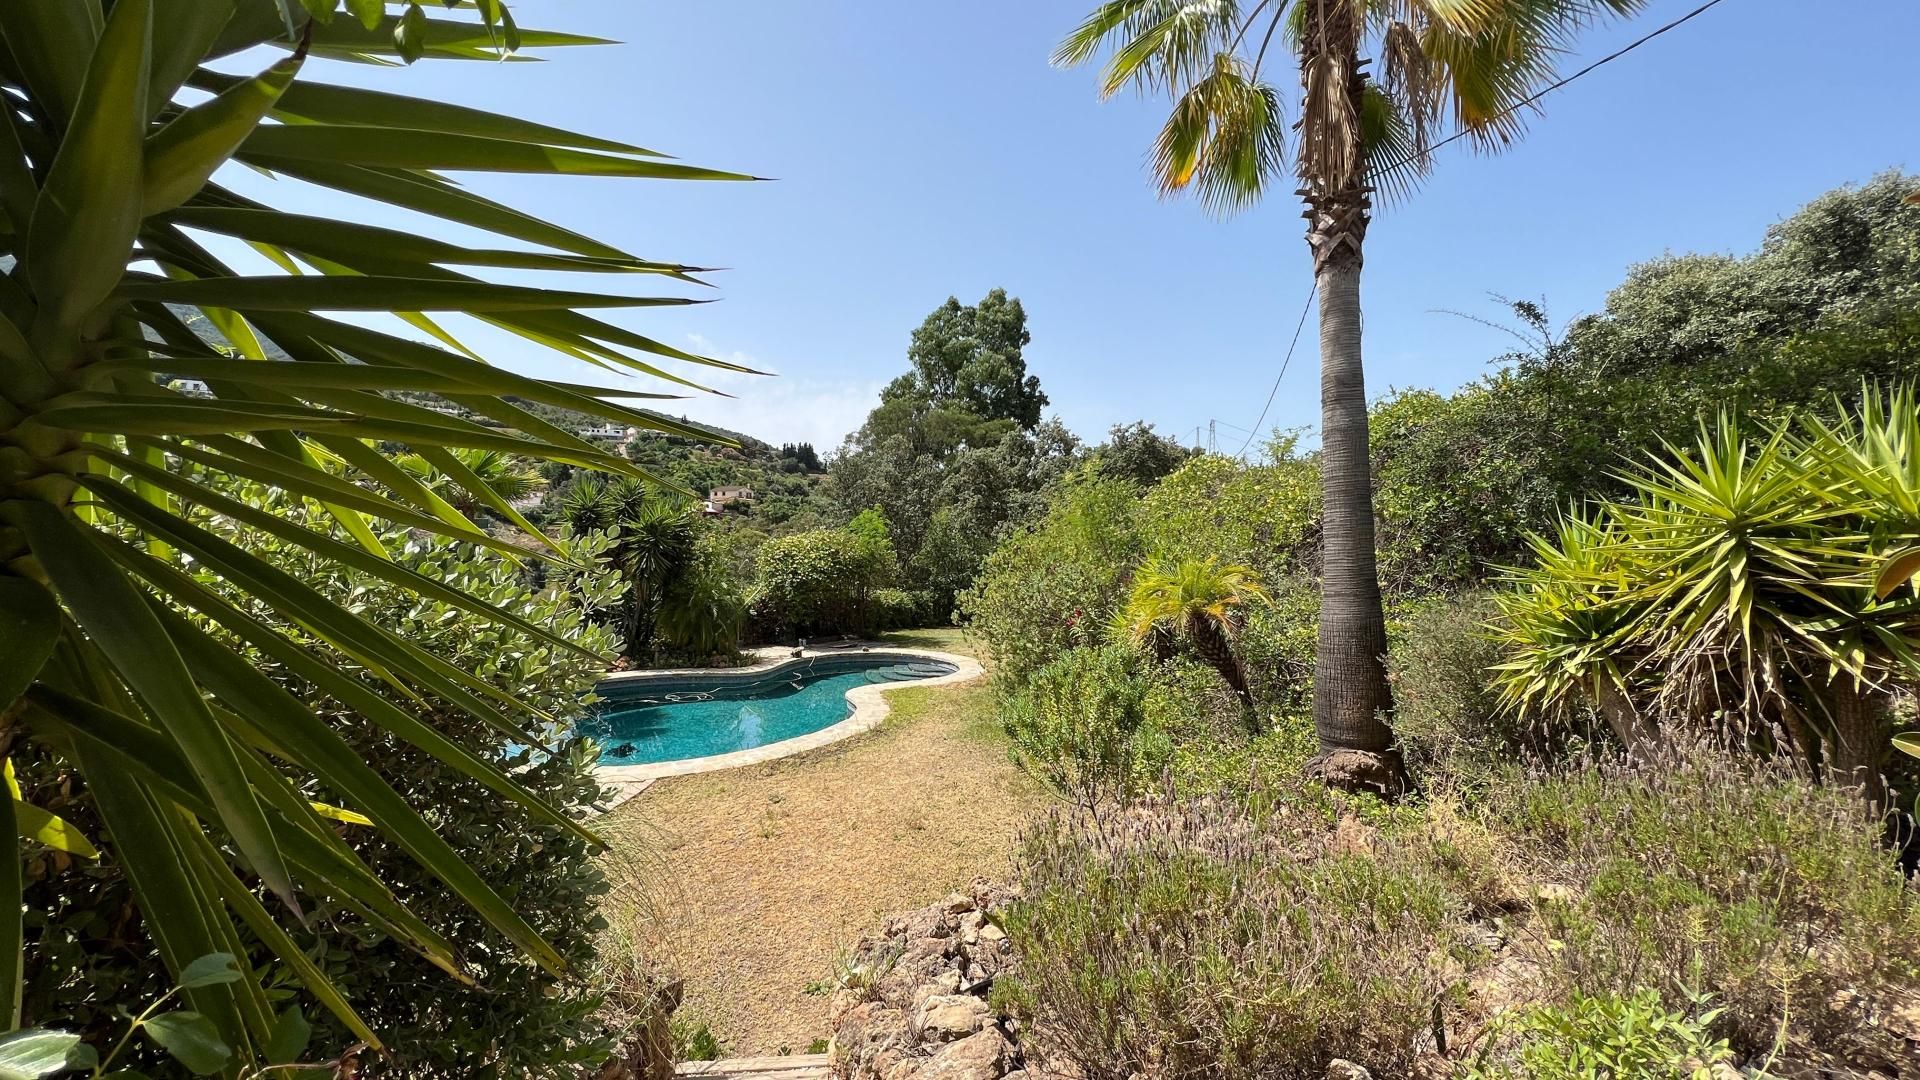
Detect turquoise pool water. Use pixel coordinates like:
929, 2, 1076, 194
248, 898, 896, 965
589, 656, 957, 765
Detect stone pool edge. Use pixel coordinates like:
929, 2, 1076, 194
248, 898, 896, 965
593, 647, 983, 809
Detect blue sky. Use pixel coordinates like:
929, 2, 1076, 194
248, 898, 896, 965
219, 0, 1920, 452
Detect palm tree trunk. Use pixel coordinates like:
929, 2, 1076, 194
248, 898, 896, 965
1187, 614, 1260, 736
1825, 677, 1892, 815
1297, 3, 1403, 795
1307, 237, 1399, 759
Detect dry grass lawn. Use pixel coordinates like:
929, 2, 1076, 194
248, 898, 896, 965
595, 630, 1047, 1055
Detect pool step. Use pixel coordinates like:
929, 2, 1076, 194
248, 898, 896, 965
676, 1054, 831, 1080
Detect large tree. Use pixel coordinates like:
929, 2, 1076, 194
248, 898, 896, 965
889, 287, 1048, 432
1057, 0, 1642, 790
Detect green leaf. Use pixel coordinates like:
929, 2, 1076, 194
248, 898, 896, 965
0, 1029, 86, 1080
308, 11, 607, 58
193, 72, 665, 154
1894, 732, 1920, 760
23, 0, 150, 333
239, 125, 754, 180
141, 1012, 232, 1076
96, 445, 594, 657
117, 274, 699, 312
0, 788, 17, 1031
177, 952, 243, 989
0, 577, 59, 711
393, 3, 427, 63
244, 156, 637, 258
7, 501, 296, 914
12, 792, 103, 861
166, 207, 699, 276
345, 0, 382, 30
266, 1005, 311, 1065
144, 50, 305, 216
1874, 546, 1920, 600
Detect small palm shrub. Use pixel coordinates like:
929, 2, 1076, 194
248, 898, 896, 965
1493, 389, 1920, 805
1005, 790, 1471, 1080
1118, 556, 1273, 730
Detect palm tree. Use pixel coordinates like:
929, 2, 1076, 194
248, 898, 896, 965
398, 447, 546, 521
1057, 0, 1643, 788
561, 476, 699, 663
0, 0, 755, 1060
1121, 556, 1272, 733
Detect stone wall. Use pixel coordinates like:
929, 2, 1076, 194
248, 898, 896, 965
827, 880, 1026, 1080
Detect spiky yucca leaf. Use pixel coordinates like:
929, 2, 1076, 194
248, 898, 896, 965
1491, 396, 1920, 765
0, 0, 756, 1059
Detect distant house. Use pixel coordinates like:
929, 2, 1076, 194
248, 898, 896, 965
580, 423, 627, 440
172, 378, 213, 398
709, 485, 755, 509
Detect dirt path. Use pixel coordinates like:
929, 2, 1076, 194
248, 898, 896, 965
596, 634, 1047, 1055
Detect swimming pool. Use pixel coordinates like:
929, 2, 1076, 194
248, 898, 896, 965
588, 655, 960, 765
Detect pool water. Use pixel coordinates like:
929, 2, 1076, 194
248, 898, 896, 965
588, 656, 957, 765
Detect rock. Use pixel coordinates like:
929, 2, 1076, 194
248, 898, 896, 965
977, 923, 1006, 944
914, 994, 990, 1042
916, 1029, 1008, 1080
944, 892, 975, 914
1706, 1065, 1742, 1080
1326, 1060, 1372, 1080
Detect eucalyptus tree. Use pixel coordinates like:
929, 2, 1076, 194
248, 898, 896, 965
1057, 0, 1643, 789
0, 0, 754, 1062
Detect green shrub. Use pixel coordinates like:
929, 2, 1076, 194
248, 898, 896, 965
750, 527, 893, 639
1388, 595, 1553, 790
1491, 741, 1920, 1057
872, 587, 937, 631
1463, 990, 1733, 1080
1136, 450, 1320, 581
957, 474, 1144, 686
1007, 791, 1471, 1080
1002, 646, 1174, 804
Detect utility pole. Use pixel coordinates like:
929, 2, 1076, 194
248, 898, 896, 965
1208, 419, 1216, 454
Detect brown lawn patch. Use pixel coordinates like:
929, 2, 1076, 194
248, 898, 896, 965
596, 634, 1045, 1055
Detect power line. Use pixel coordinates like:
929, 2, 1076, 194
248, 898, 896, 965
1234, 282, 1316, 458
1230, 0, 1732, 451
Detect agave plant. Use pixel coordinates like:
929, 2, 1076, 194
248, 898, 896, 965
1119, 556, 1271, 733
1493, 395, 1920, 807
0, 0, 756, 1057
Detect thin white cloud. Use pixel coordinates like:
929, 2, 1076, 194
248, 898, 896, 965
650, 335, 879, 449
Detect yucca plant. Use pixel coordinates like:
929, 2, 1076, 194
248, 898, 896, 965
0, 0, 756, 1061
1493, 395, 1920, 807
1118, 555, 1271, 733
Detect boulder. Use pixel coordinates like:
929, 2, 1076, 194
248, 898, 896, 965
914, 995, 990, 1042
1327, 1060, 1372, 1080
916, 1029, 1008, 1080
